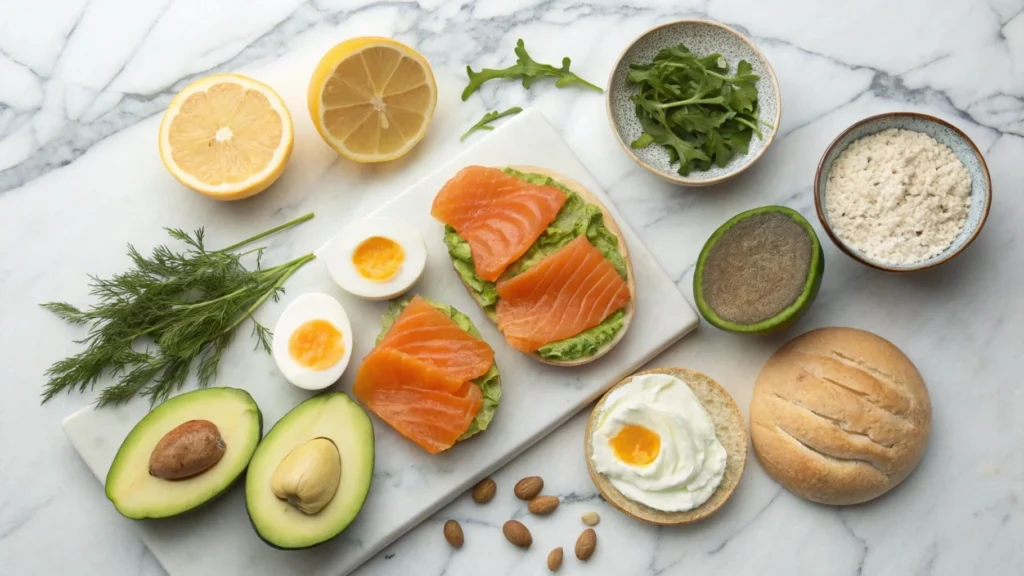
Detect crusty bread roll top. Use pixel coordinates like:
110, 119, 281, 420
750, 327, 931, 505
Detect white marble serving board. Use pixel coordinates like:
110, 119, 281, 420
61, 109, 699, 576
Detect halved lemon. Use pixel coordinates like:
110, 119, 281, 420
308, 37, 437, 163
158, 74, 294, 201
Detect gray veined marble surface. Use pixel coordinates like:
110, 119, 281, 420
2, 0, 1022, 575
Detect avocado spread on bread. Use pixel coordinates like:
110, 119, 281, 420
378, 298, 501, 439
443, 168, 628, 361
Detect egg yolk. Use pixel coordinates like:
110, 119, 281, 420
288, 319, 345, 371
352, 236, 405, 282
609, 424, 661, 466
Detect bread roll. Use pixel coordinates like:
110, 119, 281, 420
750, 327, 931, 505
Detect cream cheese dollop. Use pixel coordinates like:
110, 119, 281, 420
590, 373, 727, 512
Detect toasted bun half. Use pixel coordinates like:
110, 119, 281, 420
750, 327, 931, 505
451, 165, 636, 367
585, 367, 748, 525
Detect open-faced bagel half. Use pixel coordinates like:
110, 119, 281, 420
452, 165, 636, 367
585, 367, 748, 525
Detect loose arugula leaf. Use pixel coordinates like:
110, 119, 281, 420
626, 43, 774, 176
460, 106, 523, 141
462, 39, 602, 101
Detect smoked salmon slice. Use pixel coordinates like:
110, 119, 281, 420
431, 166, 567, 282
354, 296, 496, 453
376, 296, 493, 386
355, 348, 466, 395
496, 235, 630, 352
355, 350, 483, 454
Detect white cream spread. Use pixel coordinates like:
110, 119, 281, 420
590, 373, 727, 512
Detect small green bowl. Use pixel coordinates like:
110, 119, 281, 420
693, 206, 824, 334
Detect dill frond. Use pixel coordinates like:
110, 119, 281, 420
42, 213, 316, 407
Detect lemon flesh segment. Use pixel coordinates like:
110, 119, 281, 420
316, 43, 435, 162
160, 75, 293, 200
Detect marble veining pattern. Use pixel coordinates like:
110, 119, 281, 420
2, 0, 1022, 575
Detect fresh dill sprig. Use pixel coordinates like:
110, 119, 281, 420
460, 107, 523, 141
41, 212, 317, 407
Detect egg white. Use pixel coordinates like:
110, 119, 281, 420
271, 293, 353, 391
320, 217, 426, 300
590, 373, 727, 512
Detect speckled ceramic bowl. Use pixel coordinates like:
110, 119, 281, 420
607, 20, 781, 186
814, 112, 992, 272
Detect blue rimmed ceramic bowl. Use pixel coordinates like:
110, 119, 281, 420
814, 112, 992, 272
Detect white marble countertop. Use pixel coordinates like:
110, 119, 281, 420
1, 1, 1022, 575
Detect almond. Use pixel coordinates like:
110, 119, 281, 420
527, 495, 559, 515
148, 419, 225, 480
514, 476, 543, 500
502, 520, 532, 548
575, 528, 596, 561
471, 477, 496, 504
547, 547, 563, 572
443, 519, 464, 549
581, 511, 600, 526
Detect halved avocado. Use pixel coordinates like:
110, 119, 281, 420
105, 387, 263, 519
693, 206, 824, 334
245, 392, 374, 549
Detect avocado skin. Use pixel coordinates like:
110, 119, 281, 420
693, 206, 825, 335
107, 388, 263, 520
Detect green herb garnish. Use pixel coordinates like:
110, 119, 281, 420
41, 213, 317, 407
460, 107, 523, 141
462, 39, 602, 101
627, 44, 772, 176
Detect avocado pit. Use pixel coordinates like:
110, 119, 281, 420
270, 437, 342, 515
148, 419, 226, 480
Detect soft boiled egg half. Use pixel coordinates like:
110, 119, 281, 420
272, 293, 353, 390
320, 217, 426, 300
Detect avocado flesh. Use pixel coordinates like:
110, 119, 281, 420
104, 387, 262, 520
245, 392, 374, 549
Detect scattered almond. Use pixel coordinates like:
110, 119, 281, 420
471, 477, 496, 504
528, 495, 559, 515
443, 519, 464, 549
581, 511, 600, 526
502, 520, 532, 548
514, 476, 544, 500
547, 547, 563, 572
575, 528, 596, 561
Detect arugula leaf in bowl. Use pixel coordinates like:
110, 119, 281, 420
628, 44, 772, 176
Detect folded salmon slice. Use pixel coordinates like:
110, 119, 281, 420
354, 296, 495, 453
355, 348, 466, 395
376, 295, 493, 386
355, 350, 483, 454
431, 166, 567, 282
496, 235, 630, 352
